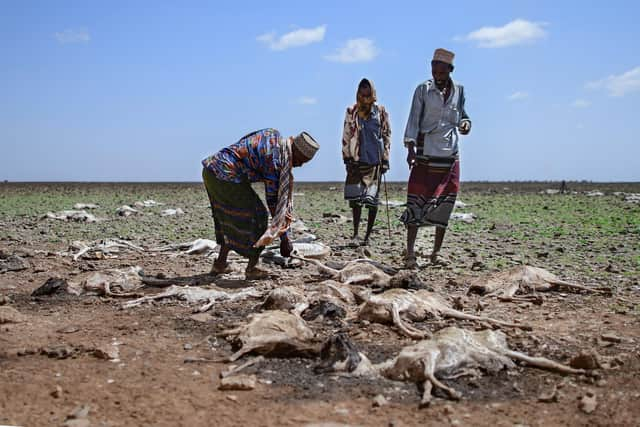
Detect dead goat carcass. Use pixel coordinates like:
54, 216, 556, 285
70, 239, 144, 261
259, 280, 358, 321
43, 210, 98, 223
220, 310, 318, 361
67, 266, 145, 297
149, 238, 218, 255
467, 265, 611, 303
358, 289, 530, 339
318, 327, 585, 406
294, 256, 393, 287
122, 285, 260, 312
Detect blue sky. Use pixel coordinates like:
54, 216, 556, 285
1, 1, 639, 182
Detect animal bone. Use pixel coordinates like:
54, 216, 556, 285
67, 266, 145, 297
122, 285, 260, 312
319, 327, 585, 406
73, 203, 99, 210
467, 266, 611, 302
160, 208, 184, 217
43, 210, 98, 222
134, 200, 163, 208
148, 239, 218, 255
70, 239, 144, 261
220, 310, 317, 361
358, 289, 530, 339
116, 205, 140, 217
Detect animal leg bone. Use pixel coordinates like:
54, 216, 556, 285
503, 350, 585, 375
546, 279, 611, 294
423, 361, 461, 401
419, 380, 433, 408
221, 356, 265, 378
441, 308, 532, 331
392, 303, 432, 339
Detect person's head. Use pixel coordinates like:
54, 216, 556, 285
430, 48, 455, 87
356, 78, 376, 109
291, 132, 319, 167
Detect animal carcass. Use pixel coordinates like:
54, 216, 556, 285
318, 327, 584, 406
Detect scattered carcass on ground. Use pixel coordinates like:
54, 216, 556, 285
467, 265, 611, 303
69, 239, 145, 261
149, 238, 219, 256
293, 256, 394, 287
32, 266, 146, 298
43, 210, 98, 223
219, 310, 318, 361
316, 327, 585, 407
121, 282, 260, 313
357, 288, 531, 338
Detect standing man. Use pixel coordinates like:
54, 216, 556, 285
202, 128, 319, 279
342, 78, 392, 246
400, 48, 471, 268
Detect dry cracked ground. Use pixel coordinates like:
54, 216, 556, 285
1, 181, 639, 427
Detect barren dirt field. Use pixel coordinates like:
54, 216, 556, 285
1, 181, 639, 427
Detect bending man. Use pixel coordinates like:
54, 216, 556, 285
202, 128, 319, 279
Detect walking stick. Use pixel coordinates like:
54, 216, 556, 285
383, 173, 392, 239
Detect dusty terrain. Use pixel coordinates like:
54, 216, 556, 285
1, 181, 639, 427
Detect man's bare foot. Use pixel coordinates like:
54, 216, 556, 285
211, 262, 232, 275
245, 266, 273, 280
429, 252, 449, 266
404, 254, 418, 269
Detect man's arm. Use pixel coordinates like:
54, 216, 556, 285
459, 86, 471, 135
264, 179, 291, 256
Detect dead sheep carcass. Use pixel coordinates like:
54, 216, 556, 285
317, 327, 585, 407
467, 265, 611, 303
219, 311, 318, 361
358, 289, 530, 339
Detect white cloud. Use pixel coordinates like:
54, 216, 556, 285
572, 99, 591, 108
325, 38, 378, 63
55, 28, 90, 44
257, 25, 326, 51
459, 19, 547, 48
586, 66, 640, 97
507, 91, 529, 101
297, 96, 317, 105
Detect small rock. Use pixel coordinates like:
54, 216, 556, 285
225, 395, 238, 402
600, 333, 622, 343
67, 404, 90, 419
0, 306, 26, 323
538, 386, 558, 403
189, 313, 212, 323
218, 374, 257, 391
442, 404, 454, 415
50, 385, 63, 398
183, 343, 193, 350
569, 351, 601, 370
92, 344, 119, 360
372, 394, 388, 407
579, 393, 597, 414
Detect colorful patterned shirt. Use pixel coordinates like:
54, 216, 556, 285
202, 128, 283, 213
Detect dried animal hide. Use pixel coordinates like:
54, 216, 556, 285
220, 311, 318, 361
70, 239, 144, 261
148, 239, 218, 255
318, 327, 585, 406
358, 289, 530, 339
43, 210, 98, 223
122, 285, 260, 312
67, 266, 145, 297
294, 256, 392, 287
467, 266, 611, 303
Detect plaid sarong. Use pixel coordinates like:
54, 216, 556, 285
202, 168, 268, 258
344, 163, 382, 208
400, 157, 460, 228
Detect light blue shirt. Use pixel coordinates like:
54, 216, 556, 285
403, 79, 471, 158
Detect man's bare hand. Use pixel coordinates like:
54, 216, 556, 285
459, 121, 471, 135
406, 147, 416, 169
